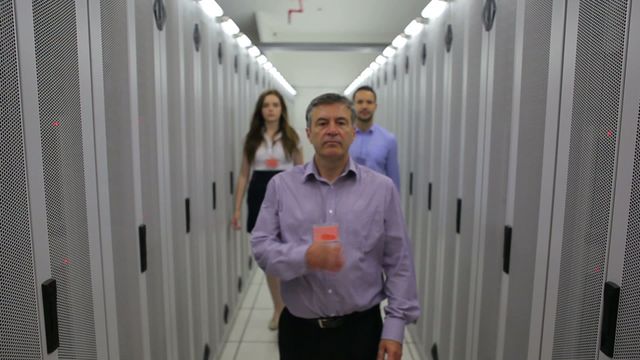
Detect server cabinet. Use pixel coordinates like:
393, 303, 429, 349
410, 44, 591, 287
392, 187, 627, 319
606, 7, 640, 359
423, 9, 448, 356
210, 24, 232, 336
495, 0, 556, 359
408, 28, 432, 350
94, 0, 152, 358
221, 29, 240, 317
185, 0, 211, 358
469, 0, 518, 359
165, 0, 194, 357
132, 0, 180, 357
433, 2, 466, 358
396, 45, 410, 205
541, 1, 635, 359
405, 37, 421, 253
236, 52, 250, 292
2, 0, 116, 358
199, 9, 223, 356
1, 1, 47, 357
447, 1, 485, 359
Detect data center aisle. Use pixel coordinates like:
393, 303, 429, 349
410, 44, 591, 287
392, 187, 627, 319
218, 270, 422, 359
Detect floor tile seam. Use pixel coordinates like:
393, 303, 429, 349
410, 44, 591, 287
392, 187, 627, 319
233, 272, 266, 359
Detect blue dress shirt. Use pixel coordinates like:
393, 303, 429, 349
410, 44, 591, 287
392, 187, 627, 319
349, 124, 401, 191
251, 158, 420, 343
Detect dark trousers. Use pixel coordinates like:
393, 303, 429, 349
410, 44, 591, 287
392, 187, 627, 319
278, 306, 383, 360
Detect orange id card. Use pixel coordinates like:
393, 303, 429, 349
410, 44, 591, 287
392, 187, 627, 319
265, 158, 279, 169
313, 224, 340, 242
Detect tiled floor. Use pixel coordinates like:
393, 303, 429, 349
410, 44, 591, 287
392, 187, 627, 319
217, 270, 423, 359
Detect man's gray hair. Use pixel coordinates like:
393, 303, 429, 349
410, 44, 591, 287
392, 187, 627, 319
305, 93, 356, 128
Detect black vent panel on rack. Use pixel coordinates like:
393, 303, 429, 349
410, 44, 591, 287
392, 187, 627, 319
613, 103, 640, 359
0, 2, 42, 358
33, 0, 98, 357
552, 1, 629, 359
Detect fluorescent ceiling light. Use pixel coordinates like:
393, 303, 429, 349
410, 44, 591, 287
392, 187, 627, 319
392, 35, 409, 49
235, 33, 252, 48
256, 55, 267, 65
220, 17, 240, 36
361, 68, 373, 78
421, 0, 447, 19
383, 46, 397, 58
375, 55, 388, 65
263, 62, 273, 70
200, 0, 223, 18
404, 19, 424, 36
247, 46, 261, 57
369, 62, 380, 71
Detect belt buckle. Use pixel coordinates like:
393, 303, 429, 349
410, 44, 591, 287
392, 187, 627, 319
317, 318, 329, 329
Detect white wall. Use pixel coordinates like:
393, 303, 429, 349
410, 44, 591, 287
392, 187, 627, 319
267, 51, 374, 162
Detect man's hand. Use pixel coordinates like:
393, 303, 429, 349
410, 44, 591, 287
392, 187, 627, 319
305, 241, 344, 272
377, 339, 402, 360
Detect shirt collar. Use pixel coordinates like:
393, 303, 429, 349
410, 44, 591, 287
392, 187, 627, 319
355, 123, 376, 134
304, 157, 358, 183
262, 129, 282, 142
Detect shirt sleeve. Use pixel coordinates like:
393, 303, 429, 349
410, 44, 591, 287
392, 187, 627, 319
380, 183, 420, 343
386, 136, 401, 192
250, 177, 311, 281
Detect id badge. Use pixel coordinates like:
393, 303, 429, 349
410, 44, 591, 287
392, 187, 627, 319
265, 157, 279, 169
313, 224, 340, 242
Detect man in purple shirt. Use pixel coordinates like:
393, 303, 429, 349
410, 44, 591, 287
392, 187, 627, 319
251, 93, 419, 360
349, 86, 401, 191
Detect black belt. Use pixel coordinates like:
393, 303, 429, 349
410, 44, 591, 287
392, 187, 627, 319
304, 304, 379, 329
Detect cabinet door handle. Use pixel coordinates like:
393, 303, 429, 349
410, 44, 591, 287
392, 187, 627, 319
503, 226, 512, 274
42, 279, 59, 353
600, 281, 620, 357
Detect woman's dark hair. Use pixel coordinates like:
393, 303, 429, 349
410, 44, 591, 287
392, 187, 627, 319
243, 89, 300, 165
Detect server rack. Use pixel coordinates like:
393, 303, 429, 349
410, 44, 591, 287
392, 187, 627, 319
94, 0, 151, 358
164, 0, 194, 357
2, 1, 116, 358
540, 1, 636, 359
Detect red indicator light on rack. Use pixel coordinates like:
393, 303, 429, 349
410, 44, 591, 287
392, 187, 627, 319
63, 258, 71, 265
607, 130, 613, 138
52, 121, 60, 127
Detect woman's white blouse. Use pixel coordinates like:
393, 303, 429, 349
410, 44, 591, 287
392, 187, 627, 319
252, 132, 296, 171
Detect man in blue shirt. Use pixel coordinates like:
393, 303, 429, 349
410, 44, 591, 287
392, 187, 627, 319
349, 85, 401, 191
252, 93, 419, 360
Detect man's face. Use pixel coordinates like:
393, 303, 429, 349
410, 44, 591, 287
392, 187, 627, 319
306, 103, 355, 161
353, 90, 377, 122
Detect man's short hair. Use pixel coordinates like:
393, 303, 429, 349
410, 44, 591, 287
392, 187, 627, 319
352, 85, 377, 102
305, 93, 356, 128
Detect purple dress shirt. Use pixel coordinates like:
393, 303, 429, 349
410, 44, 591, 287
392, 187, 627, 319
349, 124, 401, 191
251, 158, 420, 343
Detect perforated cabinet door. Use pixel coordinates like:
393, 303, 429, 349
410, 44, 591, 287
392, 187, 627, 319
31, 0, 114, 357
602, 4, 640, 359
0, 1, 43, 358
449, 1, 485, 359
499, 0, 555, 359
133, 0, 178, 356
541, 1, 632, 359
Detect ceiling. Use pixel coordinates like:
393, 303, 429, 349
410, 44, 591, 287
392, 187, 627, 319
215, 0, 428, 91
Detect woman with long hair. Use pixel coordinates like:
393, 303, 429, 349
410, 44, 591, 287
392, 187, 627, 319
231, 89, 303, 330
